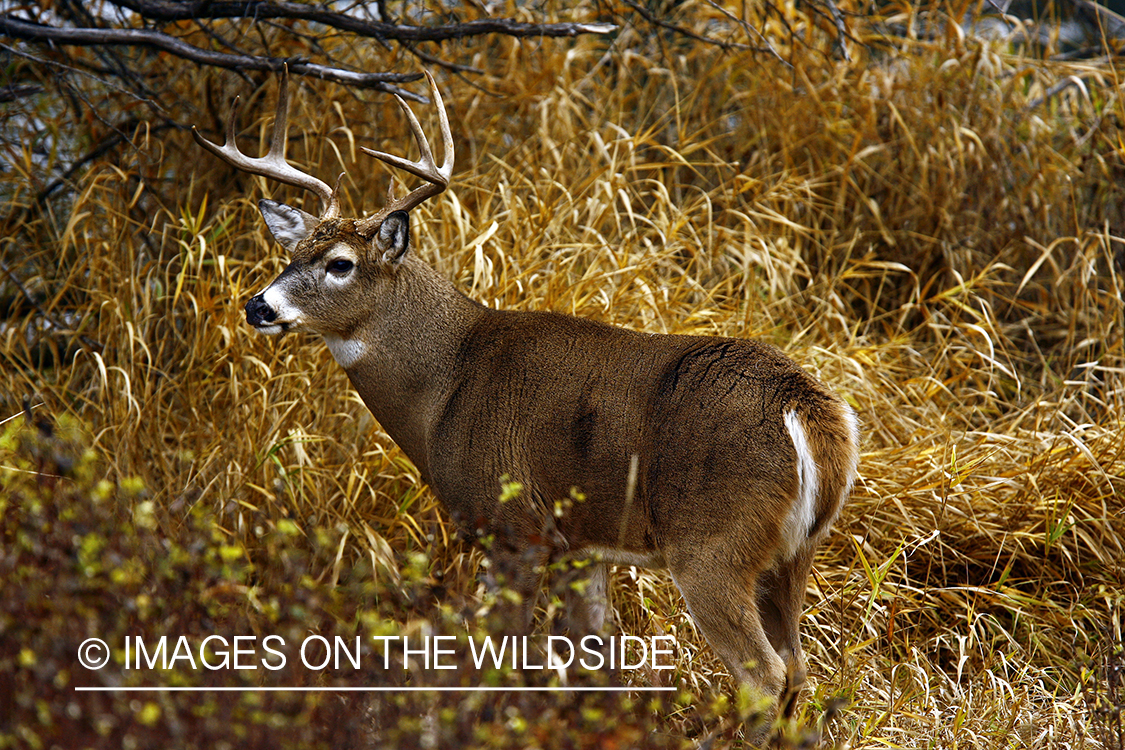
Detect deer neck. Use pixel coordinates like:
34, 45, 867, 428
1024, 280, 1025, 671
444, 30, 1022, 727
322, 256, 482, 480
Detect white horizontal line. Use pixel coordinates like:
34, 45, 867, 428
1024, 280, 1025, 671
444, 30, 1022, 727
75, 686, 674, 692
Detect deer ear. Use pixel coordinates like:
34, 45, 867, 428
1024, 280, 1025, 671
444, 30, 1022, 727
375, 211, 410, 266
259, 199, 319, 253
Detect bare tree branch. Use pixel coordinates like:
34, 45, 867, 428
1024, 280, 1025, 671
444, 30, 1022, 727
0, 16, 426, 97
107, 1, 617, 41
0, 83, 43, 103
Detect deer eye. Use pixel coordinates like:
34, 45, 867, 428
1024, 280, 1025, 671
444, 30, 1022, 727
326, 258, 354, 275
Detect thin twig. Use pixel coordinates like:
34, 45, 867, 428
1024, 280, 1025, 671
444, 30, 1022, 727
703, 0, 791, 68
1026, 74, 1092, 110
35, 120, 177, 205
819, 0, 853, 62
0, 258, 104, 355
403, 44, 485, 77
620, 0, 752, 51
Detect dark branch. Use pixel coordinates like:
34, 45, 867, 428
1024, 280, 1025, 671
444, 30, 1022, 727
619, 0, 751, 51
107, 1, 617, 41
0, 16, 426, 97
0, 258, 104, 356
0, 83, 44, 103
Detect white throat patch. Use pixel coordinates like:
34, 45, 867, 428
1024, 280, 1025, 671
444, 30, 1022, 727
323, 334, 366, 369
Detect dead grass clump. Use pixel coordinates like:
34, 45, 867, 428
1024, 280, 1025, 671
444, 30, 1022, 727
2, 1, 1123, 747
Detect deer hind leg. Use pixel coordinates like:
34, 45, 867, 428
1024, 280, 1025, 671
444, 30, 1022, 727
756, 546, 816, 717
669, 552, 786, 743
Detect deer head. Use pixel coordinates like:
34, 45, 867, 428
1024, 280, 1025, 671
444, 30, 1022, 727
192, 67, 453, 342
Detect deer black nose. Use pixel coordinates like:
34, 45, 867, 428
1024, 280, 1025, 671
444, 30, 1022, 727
245, 294, 277, 327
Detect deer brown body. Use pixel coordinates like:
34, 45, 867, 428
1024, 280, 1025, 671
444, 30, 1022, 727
196, 69, 859, 742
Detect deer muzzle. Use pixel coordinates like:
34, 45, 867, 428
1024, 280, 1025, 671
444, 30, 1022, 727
245, 294, 283, 333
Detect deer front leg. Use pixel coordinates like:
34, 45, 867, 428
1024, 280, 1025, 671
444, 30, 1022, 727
482, 541, 550, 634
554, 559, 609, 636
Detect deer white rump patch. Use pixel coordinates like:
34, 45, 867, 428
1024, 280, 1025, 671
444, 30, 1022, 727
323, 334, 366, 369
840, 404, 860, 506
782, 409, 819, 560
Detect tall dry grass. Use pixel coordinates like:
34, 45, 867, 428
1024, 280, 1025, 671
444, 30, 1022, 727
2, 1, 1123, 746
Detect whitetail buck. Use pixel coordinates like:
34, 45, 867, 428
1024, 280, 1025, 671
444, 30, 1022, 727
195, 69, 859, 739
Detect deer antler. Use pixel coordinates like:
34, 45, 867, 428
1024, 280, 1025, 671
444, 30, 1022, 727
355, 69, 454, 236
192, 65, 340, 221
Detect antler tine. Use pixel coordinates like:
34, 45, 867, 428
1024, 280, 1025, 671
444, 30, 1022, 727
192, 66, 340, 221
357, 70, 454, 233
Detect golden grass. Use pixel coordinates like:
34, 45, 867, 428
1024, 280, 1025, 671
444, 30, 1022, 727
2, 3, 1123, 746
